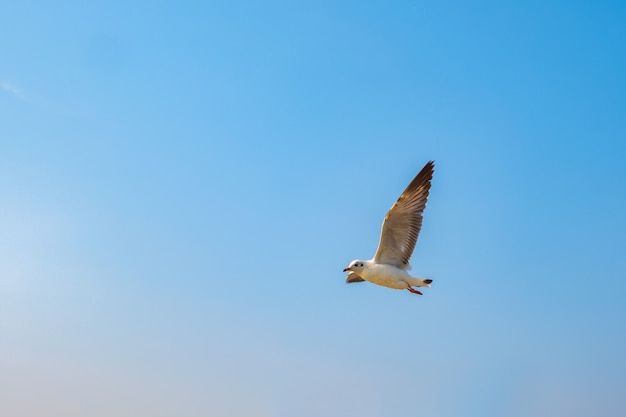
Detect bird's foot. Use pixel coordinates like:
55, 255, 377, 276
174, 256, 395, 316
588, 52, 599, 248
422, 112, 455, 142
407, 286, 423, 295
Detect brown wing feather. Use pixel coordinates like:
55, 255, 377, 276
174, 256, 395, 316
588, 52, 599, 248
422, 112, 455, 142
373, 161, 434, 268
346, 272, 365, 283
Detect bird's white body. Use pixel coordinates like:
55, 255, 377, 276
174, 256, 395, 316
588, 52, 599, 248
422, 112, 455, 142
352, 260, 431, 290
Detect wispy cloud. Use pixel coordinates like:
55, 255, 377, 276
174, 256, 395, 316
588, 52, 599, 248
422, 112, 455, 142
0, 80, 84, 117
1, 81, 29, 102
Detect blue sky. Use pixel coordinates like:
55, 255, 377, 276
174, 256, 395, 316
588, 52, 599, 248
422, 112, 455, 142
1, 1, 625, 416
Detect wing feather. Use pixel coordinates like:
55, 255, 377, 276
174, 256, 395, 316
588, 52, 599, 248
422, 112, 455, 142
346, 272, 365, 283
373, 161, 434, 268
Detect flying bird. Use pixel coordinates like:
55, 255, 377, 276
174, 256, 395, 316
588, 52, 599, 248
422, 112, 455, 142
343, 161, 434, 295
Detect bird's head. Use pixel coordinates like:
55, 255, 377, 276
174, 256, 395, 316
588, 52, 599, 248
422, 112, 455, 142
343, 260, 365, 272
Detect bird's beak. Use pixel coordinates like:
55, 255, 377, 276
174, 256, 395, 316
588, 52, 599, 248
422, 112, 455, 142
343, 267, 351, 272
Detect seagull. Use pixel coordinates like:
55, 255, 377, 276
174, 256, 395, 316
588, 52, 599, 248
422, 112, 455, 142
343, 161, 434, 295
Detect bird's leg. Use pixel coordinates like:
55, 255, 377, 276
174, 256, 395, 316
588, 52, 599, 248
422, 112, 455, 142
407, 286, 423, 295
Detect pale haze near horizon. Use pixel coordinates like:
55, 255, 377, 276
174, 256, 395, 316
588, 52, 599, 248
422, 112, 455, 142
1, 1, 625, 416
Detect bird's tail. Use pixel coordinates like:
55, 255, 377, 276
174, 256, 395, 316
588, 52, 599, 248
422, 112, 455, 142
408, 277, 433, 287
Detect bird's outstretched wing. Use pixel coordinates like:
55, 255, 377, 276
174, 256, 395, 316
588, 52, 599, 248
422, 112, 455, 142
373, 161, 434, 269
346, 271, 365, 283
